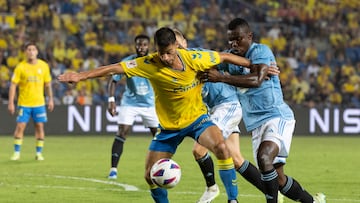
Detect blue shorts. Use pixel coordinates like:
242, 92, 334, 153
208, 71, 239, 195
149, 114, 215, 154
16, 106, 48, 123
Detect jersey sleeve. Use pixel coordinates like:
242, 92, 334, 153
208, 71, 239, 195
120, 55, 155, 79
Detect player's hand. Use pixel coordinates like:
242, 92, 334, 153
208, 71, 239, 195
8, 102, 15, 115
250, 63, 279, 80
48, 98, 54, 112
268, 65, 280, 76
107, 102, 118, 117
58, 72, 81, 83
199, 68, 223, 82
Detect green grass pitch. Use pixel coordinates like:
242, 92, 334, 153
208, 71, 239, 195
0, 135, 359, 202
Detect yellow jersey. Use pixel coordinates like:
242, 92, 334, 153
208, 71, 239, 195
11, 59, 51, 107
121, 48, 220, 130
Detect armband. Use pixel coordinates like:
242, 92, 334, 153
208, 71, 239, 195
108, 96, 115, 102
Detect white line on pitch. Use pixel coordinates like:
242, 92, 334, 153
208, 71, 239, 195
6, 184, 128, 192
14, 174, 360, 202
25, 173, 139, 191
3, 183, 359, 203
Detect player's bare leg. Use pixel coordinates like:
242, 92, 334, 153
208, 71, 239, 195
145, 150, 173, 203
34, 122, 45, 160
109, 124, 131, 179
257, 141, 280, 203
193, 142, 219, 203
10, 123, 26, 161
198, 126, 238, 202
226, 133, 266, 193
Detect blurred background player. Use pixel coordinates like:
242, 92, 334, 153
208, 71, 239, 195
107, 34, 158, 179
201, 17, 326, 203
8, 42, 54, 161
173, 28, 282, 203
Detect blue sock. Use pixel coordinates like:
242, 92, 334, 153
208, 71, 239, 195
218, 158, 238, 200
150, 187, 168, 203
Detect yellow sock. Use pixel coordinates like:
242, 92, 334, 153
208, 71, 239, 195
217, 157, 234, 170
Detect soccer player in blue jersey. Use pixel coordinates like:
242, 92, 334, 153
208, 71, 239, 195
107, 34, 159, 179
173, 28, 281, 203
200, 18, 326, 203
59, 27, 255, 203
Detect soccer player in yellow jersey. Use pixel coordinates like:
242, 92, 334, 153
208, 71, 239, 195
58, 27, 252, 203
8, 42, 54, 161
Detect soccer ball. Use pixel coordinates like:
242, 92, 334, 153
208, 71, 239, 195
150, 158, 181, 189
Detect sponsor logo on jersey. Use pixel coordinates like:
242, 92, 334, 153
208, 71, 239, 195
173, 80, 200, 93
125, 60, 137, 68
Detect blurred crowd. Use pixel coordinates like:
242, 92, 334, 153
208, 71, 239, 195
0, 0, 359, 108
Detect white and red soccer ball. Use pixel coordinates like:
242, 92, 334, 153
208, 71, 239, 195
150, 158, 181, 189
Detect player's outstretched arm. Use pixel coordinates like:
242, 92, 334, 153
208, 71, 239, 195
218, 52, 251, 67
58, 63, 124, 83
201, 64, 269, 88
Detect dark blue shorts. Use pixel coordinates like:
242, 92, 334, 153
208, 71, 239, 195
149, 114, 215, 154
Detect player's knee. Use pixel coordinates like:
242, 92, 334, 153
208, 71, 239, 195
212, 142, 229, 159
35, 125, 44, 134
117, 131, 128, 139
117, 126, 131, 138
16, 123, 26, 131
257, 153, 273, 170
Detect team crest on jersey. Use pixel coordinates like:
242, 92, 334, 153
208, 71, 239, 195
191, 53, 202, 59
125, 60, 137, 68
